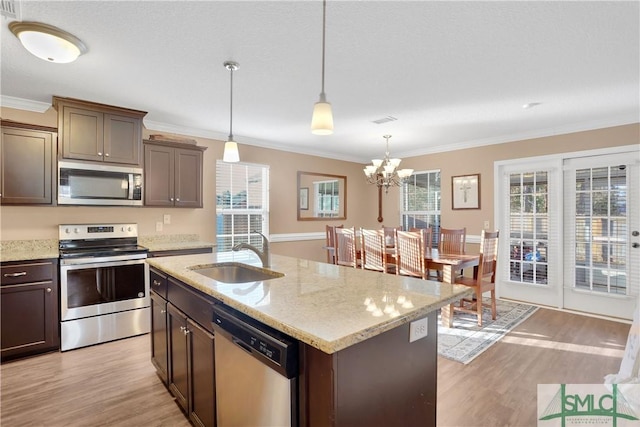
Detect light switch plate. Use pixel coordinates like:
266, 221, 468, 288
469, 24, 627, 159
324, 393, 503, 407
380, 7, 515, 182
156, 222, 163, 232
484, 220, 490, 230
163, 214, 171, 225
409, 317, 428, 342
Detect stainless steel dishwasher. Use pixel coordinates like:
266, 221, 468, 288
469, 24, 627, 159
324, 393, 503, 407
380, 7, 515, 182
212, 304, 299, 427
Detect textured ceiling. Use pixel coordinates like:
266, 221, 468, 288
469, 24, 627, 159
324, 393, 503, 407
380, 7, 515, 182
1, 1, 638, 162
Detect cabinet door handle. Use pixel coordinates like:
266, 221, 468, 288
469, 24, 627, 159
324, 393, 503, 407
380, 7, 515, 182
3, 272, 27, 277
176, 198, 180, 202
152, 280, 161, 287
160, 309, 166, 314
105, 153, 110, 157
98, 152, 103, 156
170, 197, 174, 202
46, 287, 52, 293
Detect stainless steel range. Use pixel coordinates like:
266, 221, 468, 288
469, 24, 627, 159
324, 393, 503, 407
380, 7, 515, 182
58, 223, 150, 351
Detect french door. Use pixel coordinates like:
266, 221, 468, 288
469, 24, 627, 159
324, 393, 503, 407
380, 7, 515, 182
496, 147, 640, 320
562, 153, 639, 319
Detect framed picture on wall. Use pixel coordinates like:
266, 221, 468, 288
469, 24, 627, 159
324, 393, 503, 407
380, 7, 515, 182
299, 187, 309, 210
452, 174, 480, 210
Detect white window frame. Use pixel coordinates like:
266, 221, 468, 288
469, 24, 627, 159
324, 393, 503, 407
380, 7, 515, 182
216, 160, 270, 252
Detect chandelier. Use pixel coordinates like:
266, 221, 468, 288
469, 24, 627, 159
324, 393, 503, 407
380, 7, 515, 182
363, 135, 413, 192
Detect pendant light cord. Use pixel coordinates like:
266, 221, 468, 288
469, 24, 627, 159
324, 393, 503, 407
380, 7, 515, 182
320, 0, 327, 97
229, 66, 234, 141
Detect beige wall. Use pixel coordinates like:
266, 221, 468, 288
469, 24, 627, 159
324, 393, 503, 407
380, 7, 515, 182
2, 105, 638, 262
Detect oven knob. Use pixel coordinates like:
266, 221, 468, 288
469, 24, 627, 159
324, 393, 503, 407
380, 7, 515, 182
74, 228, 80, 234
121, 226, 126, 232
65, 228, 71, 234
128, 226, 133, 232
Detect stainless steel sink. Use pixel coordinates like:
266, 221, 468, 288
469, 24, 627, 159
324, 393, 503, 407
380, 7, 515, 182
191, 262, 284, 283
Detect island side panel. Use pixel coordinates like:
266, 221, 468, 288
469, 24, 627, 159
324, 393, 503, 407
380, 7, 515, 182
302, 310, 437, 427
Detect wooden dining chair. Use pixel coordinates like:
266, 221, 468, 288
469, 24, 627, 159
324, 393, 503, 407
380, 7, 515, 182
409, 227, 434, 252
335, 227, 359, 268
360, 229, 394, 273
454, 230, 499, 326
381, 226, 401, 248
438, 227, 466, 254
325, 224, 343, 264
410, 227, 436, 279
395, 230, 426, 279
436, 227, 467, 280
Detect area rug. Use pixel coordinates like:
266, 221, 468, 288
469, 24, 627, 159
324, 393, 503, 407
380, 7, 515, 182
437, 299, 539, 364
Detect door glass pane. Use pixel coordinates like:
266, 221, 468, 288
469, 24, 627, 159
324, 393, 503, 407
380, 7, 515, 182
573, 166, 628, 294
508, 171, 549, 284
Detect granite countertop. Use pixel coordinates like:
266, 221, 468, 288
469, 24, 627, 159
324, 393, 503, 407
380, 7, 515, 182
0, 239, 59, 262
139, 234, 215, 253
146, 251, 472, 354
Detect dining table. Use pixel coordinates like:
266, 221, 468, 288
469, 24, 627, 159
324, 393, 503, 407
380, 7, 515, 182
384, 246, 480, 327
424, 248, 481, 327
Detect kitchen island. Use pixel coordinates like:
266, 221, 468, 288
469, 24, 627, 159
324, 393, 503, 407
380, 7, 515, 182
147, 251, 472, 427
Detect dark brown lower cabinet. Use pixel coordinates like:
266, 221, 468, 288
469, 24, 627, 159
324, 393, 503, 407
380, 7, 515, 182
1, 259, 59, 361
150, 291, 169, 384
156, 275, 215, 427
168, 303, 190, 413
187, 317, 215, 427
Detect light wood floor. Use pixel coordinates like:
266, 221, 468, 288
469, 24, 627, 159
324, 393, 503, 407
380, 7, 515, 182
0, 308, 631, 427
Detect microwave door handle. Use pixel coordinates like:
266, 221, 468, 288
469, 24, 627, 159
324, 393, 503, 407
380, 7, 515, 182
128, 174, 134, 200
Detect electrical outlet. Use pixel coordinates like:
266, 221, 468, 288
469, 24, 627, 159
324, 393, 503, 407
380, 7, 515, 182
484, 220, 490, 230
409, 317, 428, 343
163, 214, 171, 225
156, 221, 163, 232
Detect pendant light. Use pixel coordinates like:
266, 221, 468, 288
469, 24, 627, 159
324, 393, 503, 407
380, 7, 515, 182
223, 61, 240, 163
310, 0, 334, 135
9, 21, 87, 64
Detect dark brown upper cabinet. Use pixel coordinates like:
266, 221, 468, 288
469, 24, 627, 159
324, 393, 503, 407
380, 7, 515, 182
144, 139, 207, 208
0, 121, 56, 205
53, 96, 147, 166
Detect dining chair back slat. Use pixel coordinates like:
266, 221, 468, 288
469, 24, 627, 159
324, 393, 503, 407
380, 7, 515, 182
335, 227, 358, 268
395, 230, 426, 279
360, 229, 389, 273
453, 230, 499, 326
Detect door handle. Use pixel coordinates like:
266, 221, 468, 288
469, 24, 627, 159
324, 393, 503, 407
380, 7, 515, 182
633, 243, 639, 249
632, 231, 639, 237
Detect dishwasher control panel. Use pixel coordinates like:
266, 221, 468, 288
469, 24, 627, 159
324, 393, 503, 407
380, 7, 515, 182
212, 304, 298, 379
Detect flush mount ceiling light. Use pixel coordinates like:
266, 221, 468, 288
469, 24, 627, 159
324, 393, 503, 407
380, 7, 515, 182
9, 21, 87, 63
222, 61, 240, 163
363, 135, 414, 193
310, 0, 334, 135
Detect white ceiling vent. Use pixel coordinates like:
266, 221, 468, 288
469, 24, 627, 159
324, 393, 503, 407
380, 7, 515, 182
371, 116, 398, 125
1, 0, 19, 19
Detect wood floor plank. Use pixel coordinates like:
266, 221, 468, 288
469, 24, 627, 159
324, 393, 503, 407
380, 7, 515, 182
436, 308, 630, 427
0, 308, 630, 427
1, 335, 190, 427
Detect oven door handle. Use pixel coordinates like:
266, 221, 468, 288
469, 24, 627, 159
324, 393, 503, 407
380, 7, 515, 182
60, 256, 147, 270
60, 253, 147, 266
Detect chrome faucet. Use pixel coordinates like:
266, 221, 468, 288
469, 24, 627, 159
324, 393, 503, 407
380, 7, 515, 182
232, 230, 271, 268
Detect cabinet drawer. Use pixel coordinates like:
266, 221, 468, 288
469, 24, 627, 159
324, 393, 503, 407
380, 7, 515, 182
1, 261, 55, 286
167, 277, 215, 334
150, 268, 168, 299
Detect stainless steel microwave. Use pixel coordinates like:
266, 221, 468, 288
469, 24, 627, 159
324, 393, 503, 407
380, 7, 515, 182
58, 161, 143, 206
